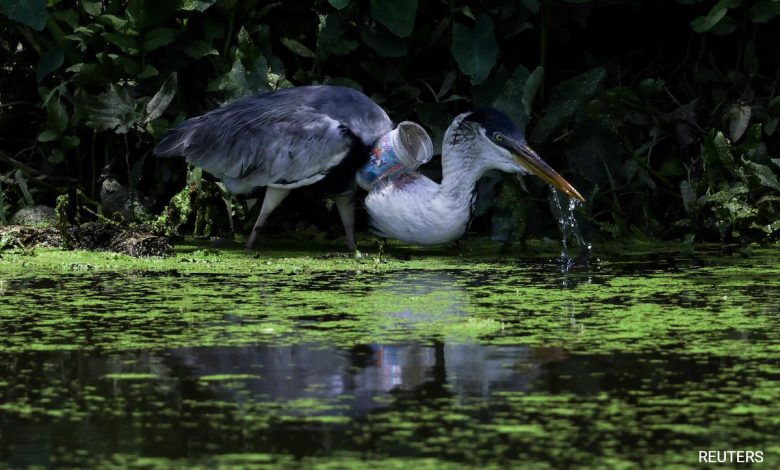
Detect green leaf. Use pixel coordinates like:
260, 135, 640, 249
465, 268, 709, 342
437, 71, 456, 99
0, 0, 47, 31
73, 24, 103, 37
522, 66, 544, 115
62, 135, 80, 150
359, 22, 408, 57
81, 0, 102, 16
184, 40, 218, 59
236, 27, 259, 65
138, 65, 159, 79
743, 161, 780, 193
70, 63, 112, 85
125, 0, 145, 28
751, 218, 780, 235
80, 84, 143, 134
709, 16, 738, 35
690, 0, 730, 33
179, 0, 218, 11
493, 66, 543, 133
37, 130, 59, 142
48, 150, 64, 164
451, 15, 499, 85
704, 131, 736, 174
207, 56, 270, 100
55, 10, 79, 29
565, 121, 623, 185
36, 46, 64, 82
727, 103, 751, 141
493, 66, 530, 131
102, 32, 141, 54
244, 56, 271, 92
96, 52, 142, 76
145, 73, 177, 123
531, 67, 606, 143
738, 123, 762, 151
47, 99, 69, 135
459, 6, 475, 20
317, 14, 359, 58
144, 28, 178, 52
638, 78, 665, 96
98, 14, 129, 32
703, 183, 749, 205
328, 0, 350, 9
748, 1, 780, 22
520, 0, 540, 13
766, 117, 778, 136
280, 38, 316, 58
369, 0, 418, 38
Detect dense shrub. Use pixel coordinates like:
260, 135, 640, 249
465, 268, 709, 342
0, 0, 778, 243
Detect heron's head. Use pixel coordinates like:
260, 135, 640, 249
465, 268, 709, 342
453, 108, 584, 202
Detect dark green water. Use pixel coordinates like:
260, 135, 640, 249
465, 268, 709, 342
1, 243, 779, 468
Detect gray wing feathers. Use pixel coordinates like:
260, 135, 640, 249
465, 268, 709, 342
154, 86, 392, 193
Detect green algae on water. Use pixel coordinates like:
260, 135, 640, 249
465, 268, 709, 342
1, 240, 779, 468
103, 373, 161, 381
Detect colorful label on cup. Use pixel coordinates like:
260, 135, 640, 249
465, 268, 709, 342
356, 132, 404, 190
356, 123, 433, 191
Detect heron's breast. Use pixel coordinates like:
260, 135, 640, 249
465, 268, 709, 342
365, 178, 471, 245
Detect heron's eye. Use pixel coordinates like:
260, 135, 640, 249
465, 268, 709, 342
494, 133, 504, 142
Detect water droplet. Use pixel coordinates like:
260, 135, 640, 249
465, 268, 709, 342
550, 187, 591, 273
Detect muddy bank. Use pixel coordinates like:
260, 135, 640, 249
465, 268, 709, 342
0, 223, 173, 257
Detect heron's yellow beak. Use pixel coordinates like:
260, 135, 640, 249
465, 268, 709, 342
510, 141, 585, 202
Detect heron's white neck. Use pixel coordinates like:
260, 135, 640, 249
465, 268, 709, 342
436, 118, 492, 207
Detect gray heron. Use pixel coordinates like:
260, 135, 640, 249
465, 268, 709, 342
154, 85, 391, 249
154, 85, 583, 249
366, 108, 583, 245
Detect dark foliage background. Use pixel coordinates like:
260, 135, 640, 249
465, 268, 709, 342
1, 0, 779, 244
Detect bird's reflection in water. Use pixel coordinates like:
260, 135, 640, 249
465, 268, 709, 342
163, 270, 567, 407
0, 267, 568, 466
167, 341, 565, 410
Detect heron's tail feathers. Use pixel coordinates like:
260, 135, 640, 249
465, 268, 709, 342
153, 118, 201, 158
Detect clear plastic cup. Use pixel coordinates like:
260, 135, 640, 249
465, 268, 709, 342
356, 122, 433, 191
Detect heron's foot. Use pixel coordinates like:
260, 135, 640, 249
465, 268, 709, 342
245, 230, 261, 251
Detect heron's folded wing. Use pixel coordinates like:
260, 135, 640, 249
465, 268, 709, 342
154, 87, 393, 189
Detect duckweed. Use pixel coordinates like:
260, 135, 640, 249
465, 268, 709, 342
1, 240, 778, 467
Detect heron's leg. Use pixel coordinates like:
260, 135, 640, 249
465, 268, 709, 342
246, 187, 290, 249
333, 192, 356, 251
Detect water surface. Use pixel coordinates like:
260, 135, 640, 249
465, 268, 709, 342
1, 242, 778, 467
